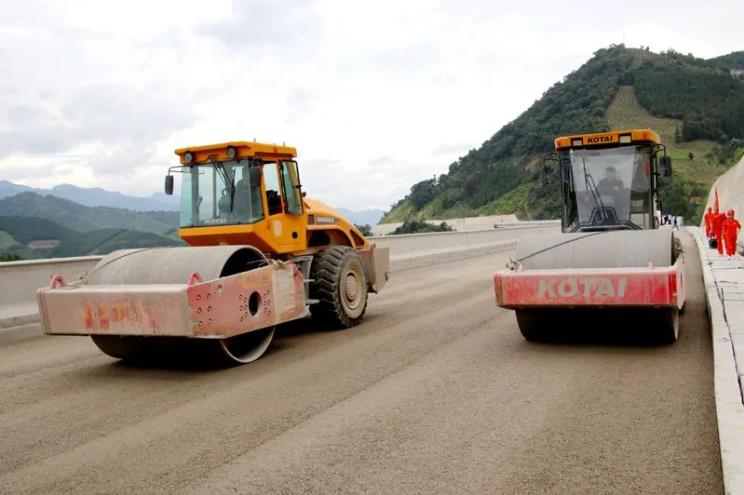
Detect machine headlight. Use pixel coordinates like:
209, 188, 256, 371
572, 139, 583, 147
227, 146, 237, 159
184, 151, 194, 163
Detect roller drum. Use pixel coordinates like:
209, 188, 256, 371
86, 245, 276, 366
87, 245, 267, 285
515, 229, 674, 270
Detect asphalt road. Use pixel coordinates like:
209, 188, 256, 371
0, 231, 723, 494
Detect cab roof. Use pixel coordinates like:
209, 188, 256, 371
174, 141, 297, 165
554, 129, 662, 150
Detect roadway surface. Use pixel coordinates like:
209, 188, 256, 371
0, 231, 723, 494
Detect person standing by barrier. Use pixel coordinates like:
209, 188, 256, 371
704, 207, 714, 238
722, 209, 741, 258
713, 210, 726, 255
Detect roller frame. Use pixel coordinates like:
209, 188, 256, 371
494, 257, 685, 310
37, 260, 309, 339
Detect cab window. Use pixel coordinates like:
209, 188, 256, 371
263, 162, 283, 215
281, 161, 303, 215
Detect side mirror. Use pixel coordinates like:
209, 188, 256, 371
164, 174, 174, 195
542, 152, 558, 186
660, 156, 673, 177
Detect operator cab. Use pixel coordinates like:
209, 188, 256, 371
164, 141, 307, 254
549, 129, 671, 233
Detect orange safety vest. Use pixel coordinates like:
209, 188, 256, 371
713, 214, 726, 237
723, 218, 741, 238
705, 212, 714, 235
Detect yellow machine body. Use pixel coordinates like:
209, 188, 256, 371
174, 141, 370, 257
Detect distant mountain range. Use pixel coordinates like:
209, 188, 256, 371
0, 180, 179, 212
0, 180, 383, 225
0, 215, 182, 260
334, 208, 384, 226
0, 187, 384, 260
0, 192, 179, 234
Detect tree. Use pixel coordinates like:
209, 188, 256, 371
0, 252, 22, 262
390, 220, 453, 235
354, 224, 372, 236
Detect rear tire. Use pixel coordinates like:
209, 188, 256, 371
656, 308, 679, 344
515, 310, 547, 342
310, 246, 368, 328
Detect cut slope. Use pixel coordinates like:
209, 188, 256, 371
606, 86, 732, 219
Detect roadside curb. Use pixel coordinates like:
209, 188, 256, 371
689, 226, 744, 494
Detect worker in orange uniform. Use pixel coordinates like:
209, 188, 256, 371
722, 209, 741, 258
713, 210, 726, 255
704, 207, 715, 238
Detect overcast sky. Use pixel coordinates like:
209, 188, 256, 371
1, 1, 742, 210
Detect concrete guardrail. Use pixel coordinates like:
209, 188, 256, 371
0, 223, 559, 336
0, 256, 102, 327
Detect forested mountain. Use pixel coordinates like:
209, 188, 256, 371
0, 192, 179, 234
710, 51, 744, 71
0, 216, 182, 260
0, 180, 179, 211
383, 46, 744, 225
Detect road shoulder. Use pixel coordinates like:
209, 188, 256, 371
689, 226, 744, 494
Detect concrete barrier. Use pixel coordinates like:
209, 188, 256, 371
373, 224, 560, 262
0, 256, 101, 327
690, 226, 744, 494
372, 214, 526, 235
702, 154, 744, 255
0, 223, 559, 340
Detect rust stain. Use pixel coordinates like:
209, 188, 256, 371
83, 306, 95, 331
97, 305, 110, 330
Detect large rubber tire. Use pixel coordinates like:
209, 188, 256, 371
515, 310, 548, 342
655, 308, 679, 344
310, 246, 368, 329
515, 308, 679, 344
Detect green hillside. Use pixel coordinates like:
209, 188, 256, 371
710, 51, 744, 71
0, 216, 79, 244
0, 231, 19, 250
49, 228, 182, 257
0, 192, 179, 234
383, 46, 744, 225
0, 215, 183, 260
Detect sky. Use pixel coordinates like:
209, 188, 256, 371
1, 0, 742, 211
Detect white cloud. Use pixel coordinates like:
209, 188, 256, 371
0, 0, 742, 210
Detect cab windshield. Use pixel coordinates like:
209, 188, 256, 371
562, 146, 652, 231
179, 160, 264, 227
